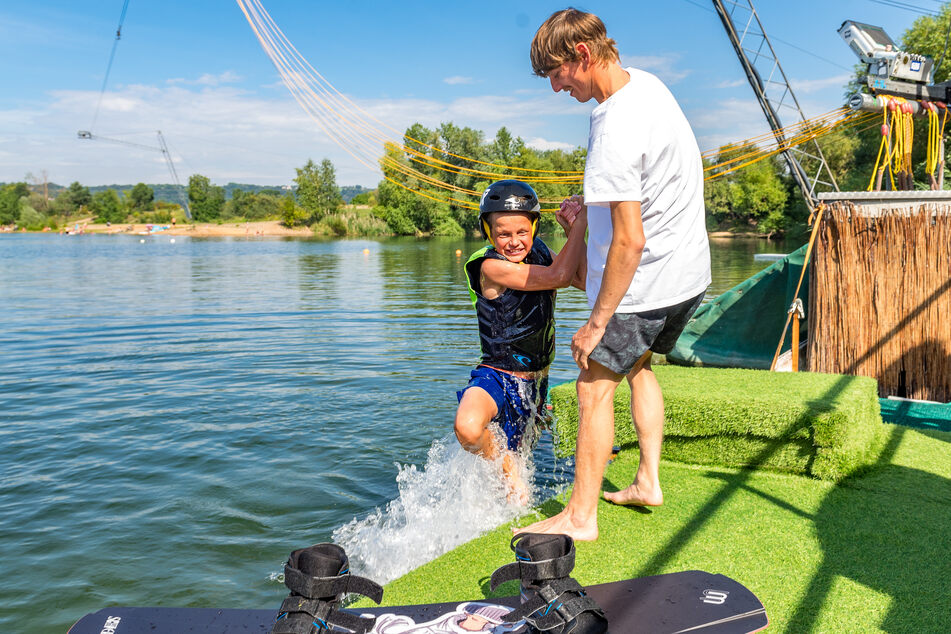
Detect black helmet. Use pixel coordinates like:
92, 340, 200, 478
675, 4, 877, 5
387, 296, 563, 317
478, 180, 541, 242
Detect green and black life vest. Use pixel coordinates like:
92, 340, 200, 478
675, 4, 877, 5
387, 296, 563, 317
464, 239, 556, 372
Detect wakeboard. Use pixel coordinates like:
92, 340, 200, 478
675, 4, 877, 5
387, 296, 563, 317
69, 569, 767, 633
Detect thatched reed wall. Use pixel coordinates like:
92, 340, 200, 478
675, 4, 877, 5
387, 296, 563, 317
808, 199, 951, 402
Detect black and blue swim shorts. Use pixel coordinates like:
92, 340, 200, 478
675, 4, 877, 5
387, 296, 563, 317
457, 366, 549, 451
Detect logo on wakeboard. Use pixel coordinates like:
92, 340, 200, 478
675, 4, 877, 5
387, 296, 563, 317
701, 589, 729, 605
99, 616, 122, 634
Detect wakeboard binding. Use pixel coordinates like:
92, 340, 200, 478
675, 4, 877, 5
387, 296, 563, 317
271, 543, 383, 634
490, 533, 608, 633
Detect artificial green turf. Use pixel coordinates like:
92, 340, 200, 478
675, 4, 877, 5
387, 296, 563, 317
550, 366, 884, 481
356, 424, 951, 633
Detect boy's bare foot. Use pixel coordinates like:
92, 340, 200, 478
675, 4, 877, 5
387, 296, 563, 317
602, 481, 663, 507
513, 509, 598, 542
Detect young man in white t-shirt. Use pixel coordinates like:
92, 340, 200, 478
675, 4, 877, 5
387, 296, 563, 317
517, 8, 711, 541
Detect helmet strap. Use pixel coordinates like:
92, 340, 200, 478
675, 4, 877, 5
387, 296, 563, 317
482, 219, 495, 247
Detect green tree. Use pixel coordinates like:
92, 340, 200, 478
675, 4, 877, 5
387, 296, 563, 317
489, 126, 521, 165
350, 191, 372, 205
317, 158, 343, 216
293, 158, 342, 224
129, 183, 154, 212
188, 174, 225, 222
17, 203, 45, 230
280, 193, 309, 226
90, 189, 126, 224
54, 181, 92, 215
225, 188, 282, 220
705, 143, 788, 232
0, 182, 29, 225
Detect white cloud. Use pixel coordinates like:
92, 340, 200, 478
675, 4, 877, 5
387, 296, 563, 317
620, 54, 690, 85
789, 74, 851, 94
167, 71, 243, 86
0, 81, 593, 188
443, 75, 475, 85
716, 79, 747, 89
524, 137, 575, 152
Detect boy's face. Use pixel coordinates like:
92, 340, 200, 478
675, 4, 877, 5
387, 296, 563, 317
489, 211, 534, 263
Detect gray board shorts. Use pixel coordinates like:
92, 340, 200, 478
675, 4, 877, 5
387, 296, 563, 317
588, 290, 706, 375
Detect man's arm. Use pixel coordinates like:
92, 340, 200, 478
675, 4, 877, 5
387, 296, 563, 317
480, 211, 588, 291
572, 200, 644, 370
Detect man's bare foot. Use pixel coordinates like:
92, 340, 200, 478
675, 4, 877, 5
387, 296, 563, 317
603, 481, 663, 507
513, 509, 598, 542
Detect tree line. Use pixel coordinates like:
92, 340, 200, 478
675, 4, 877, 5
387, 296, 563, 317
372, 124, 585, 237
0, 159, 353, 233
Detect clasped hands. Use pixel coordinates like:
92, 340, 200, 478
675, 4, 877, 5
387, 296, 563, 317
555, 194, 586, 236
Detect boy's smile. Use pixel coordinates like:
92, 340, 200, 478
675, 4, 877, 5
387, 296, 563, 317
489, 212, 535, 263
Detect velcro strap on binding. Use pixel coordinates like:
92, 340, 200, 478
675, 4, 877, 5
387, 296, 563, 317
278, 596, 334, 620
489, 549, 575, 590
527, 595, 604, 631
502, 578, 603, 628
283, 567, 384, 604
273, 599, 377, 634
323, 610, 377, 634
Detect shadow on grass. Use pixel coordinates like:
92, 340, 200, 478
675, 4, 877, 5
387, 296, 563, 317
602, 275, 951, 627
788, 426, 951, 631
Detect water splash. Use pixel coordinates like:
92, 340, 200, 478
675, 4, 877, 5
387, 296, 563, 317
332, 435, 533, 585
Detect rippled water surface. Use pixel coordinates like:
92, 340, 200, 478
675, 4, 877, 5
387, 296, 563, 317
0, 233, 787, 631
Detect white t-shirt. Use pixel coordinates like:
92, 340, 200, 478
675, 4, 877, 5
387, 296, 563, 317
583, 67, 711, 312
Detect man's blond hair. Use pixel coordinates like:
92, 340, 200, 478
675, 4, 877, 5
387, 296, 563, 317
530, 8, 619, 77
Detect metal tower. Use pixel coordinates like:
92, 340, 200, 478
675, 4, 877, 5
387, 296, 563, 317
713, 0, 839, 211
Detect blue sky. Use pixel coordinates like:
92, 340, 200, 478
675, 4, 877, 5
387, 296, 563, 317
0, 0, 940, 188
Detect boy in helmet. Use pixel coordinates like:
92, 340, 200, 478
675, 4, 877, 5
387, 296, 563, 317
455, 179, 587, 502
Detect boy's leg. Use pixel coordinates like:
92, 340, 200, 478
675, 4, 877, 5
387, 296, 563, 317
456, 385, 529, 504
603, 351, 664, 507
454, 386, 499, 460
514, 359, 622, 541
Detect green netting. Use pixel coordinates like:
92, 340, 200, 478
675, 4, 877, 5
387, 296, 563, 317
667, 244, 808, 369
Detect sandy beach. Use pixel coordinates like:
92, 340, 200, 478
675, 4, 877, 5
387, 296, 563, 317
64, 220, 316, 238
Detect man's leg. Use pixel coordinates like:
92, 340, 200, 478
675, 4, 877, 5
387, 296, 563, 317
603, 351, 664, 507
514, 359, 622, 541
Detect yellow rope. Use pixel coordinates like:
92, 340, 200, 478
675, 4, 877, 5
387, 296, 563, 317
236, 0, 887, 209
769, 204, 825, 372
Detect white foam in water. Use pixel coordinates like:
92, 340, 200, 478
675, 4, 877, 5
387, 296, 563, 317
333, 434, 535, 585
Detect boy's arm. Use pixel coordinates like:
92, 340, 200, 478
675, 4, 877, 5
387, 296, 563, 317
480, 211, 588, 292
569, 251, 587, 291
557, 196, 587, 291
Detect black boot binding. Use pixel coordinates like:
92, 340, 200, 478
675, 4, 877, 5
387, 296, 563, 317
490, 533, 608, 633
271, 543, 383, 634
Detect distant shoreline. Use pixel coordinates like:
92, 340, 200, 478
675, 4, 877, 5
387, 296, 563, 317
3, 220, 315, 238
3, 221, 774, 240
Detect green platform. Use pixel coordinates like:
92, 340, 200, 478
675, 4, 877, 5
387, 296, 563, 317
549, 365, 884, 482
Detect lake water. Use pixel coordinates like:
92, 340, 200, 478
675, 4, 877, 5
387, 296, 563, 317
0, 233, 787, 631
